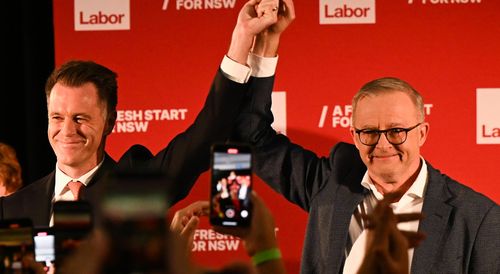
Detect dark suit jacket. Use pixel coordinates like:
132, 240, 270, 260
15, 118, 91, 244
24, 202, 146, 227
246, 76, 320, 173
236, 75, 500, 274
0, 69, 251, 227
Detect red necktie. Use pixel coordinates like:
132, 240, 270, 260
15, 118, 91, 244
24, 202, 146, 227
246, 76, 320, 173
67, 181, 84, 201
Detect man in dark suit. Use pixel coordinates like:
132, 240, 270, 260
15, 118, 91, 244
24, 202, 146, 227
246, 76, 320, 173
235, 6, 500, 274
0, 0, 283, 228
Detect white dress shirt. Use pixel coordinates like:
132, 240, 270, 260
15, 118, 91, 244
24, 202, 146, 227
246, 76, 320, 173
343, 158, 428, 273
49, 160, 103, 226
220, 53, 278, 83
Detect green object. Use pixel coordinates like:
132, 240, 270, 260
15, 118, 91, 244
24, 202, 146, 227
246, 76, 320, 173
252, 248, 282, 265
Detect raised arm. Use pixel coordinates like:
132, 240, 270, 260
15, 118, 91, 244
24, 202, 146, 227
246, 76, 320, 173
235, 0, 333, 211
145, 0, 281, 206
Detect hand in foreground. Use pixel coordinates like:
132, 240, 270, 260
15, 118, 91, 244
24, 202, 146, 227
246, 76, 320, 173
213, 191, 277, 256
56, 229, 109, 274
170, 192, 284, 274
21, 253, 53, 274
357, 192, 426, 274
169, 200, 210, 254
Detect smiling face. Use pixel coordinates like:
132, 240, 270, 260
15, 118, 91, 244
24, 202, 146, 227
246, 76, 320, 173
350, 90, 429, 185
47, 82, 113, 178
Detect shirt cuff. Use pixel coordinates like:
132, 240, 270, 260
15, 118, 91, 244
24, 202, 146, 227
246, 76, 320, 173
248, 53, 278, 78
220, 55, 252, 84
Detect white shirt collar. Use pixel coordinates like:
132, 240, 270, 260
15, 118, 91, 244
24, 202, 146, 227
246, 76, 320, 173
360, 157, 428, 205
54, 160, 104, 196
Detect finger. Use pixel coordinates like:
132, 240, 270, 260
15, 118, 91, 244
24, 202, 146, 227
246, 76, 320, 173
172, 201, 209, 226
400, 230, 426, 248
247, 0, 261, 6
371, 246, 402, 274
363, 203, 396, 228
248, 191, 274, 226
254, 0, 271, 16
186, 200, 209, 212
361, 213, 376, 229
191, 201, 210, 216
381, 190, 405, 204
255, 0, 279, 17
395, 212, 424, 223
256, 5, 277, 18
170, 214, 185, 232
213, 225, 249, 239
21, 254, 46, 274
181, 215, 200, 238
181, 215, 190, 227
372, 196, 396, 216
259, 0, 279, 9
245, 6, 279, 35
249, 190, 262, 208
279, 0, 296, 19
373, 240, 410, 274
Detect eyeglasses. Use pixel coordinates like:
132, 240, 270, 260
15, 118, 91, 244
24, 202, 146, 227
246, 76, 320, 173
354, 123, 422, 146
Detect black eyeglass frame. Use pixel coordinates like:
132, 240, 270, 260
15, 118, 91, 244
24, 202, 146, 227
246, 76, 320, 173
354, 123, 422, 146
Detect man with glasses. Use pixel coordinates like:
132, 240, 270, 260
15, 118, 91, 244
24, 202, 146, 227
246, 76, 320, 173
236, 75, 500, 273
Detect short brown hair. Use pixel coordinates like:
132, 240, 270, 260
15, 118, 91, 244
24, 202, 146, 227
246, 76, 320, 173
45, 60, 118, 116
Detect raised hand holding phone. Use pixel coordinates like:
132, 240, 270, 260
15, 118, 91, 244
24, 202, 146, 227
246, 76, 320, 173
210, 143, 253, 228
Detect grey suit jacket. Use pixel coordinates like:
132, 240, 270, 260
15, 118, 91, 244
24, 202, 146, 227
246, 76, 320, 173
236, 75, 500, 273
0, 69, 252, 227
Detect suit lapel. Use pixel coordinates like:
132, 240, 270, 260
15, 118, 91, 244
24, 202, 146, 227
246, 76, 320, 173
21, 173, 55, 227
331, 165, 366, 273
83, 154, 117, 203
411, 164, 453, 273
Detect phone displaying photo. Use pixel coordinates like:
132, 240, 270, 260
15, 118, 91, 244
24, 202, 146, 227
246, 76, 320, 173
210, 143, 253, 227
53, 200, 92, 265
0, 218, 33, 274
33, 227, 55, 266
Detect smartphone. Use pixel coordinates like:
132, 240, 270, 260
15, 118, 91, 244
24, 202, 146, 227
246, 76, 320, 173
33, 227, 55, 266
99, 169, 170, 273
53, 200, 92, 265
0, 218, 33, 274
210, 143, 253, 227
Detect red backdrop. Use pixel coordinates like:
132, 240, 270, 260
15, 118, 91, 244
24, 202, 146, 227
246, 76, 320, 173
54, 0, 500, 272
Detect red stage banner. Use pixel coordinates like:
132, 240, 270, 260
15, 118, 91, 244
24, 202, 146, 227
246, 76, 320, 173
53, 0, 500, 272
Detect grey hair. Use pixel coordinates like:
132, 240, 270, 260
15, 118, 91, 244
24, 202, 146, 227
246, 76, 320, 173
351, 77, 425, 125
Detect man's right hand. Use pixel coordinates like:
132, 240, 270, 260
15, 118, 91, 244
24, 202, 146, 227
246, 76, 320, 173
227, 0, 280, 64
253, 0, 296, 57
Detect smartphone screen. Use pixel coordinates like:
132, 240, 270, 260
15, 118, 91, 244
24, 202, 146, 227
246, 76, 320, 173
53, 200, 92, 265
0, 218, 33, 274
33, 227, 55, 266
100, 170, 170, 273
210, 143, 253, 227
